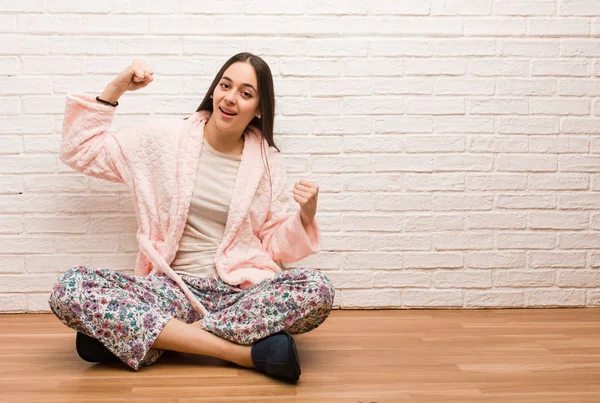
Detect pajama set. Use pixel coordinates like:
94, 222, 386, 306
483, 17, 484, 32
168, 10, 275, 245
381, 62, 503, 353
48, 93, 334, 370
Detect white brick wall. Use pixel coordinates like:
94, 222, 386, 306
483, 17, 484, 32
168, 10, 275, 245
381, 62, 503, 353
1, 0, 600, 312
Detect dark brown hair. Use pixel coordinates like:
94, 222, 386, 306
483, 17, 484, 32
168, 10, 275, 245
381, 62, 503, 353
192, 52, 279, 152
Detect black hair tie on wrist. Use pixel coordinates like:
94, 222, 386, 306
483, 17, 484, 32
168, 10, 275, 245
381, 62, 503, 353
95, 96, 118, 107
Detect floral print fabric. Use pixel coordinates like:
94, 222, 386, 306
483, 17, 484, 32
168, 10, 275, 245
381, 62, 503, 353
48, 265, 334, 370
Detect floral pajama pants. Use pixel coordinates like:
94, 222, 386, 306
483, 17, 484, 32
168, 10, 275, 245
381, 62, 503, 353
48, 265, 335, 370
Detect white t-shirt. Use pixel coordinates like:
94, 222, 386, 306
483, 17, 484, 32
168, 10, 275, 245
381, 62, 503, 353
171, 136, 241, 278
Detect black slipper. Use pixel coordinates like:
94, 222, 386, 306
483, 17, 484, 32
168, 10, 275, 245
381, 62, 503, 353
75, 332, 119, 363
250, 332, 301, 382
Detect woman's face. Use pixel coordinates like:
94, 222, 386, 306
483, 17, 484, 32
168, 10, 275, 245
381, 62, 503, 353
211, 61, 261, 134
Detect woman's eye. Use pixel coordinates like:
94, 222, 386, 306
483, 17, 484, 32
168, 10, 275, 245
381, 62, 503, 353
243, 92, 252, 98
220, 83, 229, 89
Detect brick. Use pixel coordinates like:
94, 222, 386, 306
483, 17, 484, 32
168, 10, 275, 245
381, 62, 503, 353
343, 174, 402, 192
339, 17, 462, 35
19, 15, 149, 34
373, 78, 433, 95
27, 293, 52, 312
435, 39, 496, 56
497, 194, 556, 209
532, 60, 590, 76
180, 0, 244, 14
525, 289, 585, 307
465, 251, 527, 268
321, 235, 371, 252
495, 232, 556, 249
25, 256, 90, 273
309, 79, 372, 97
528, 173, 589, 190
278, 16, 340, 35
0, 236, 55, 254
318, 194, 373, 212
369, 234, 430, 251
496, 154, 557, 171
433, 194, 494, 211
47, 0, 109, 12
280, 59, 342, 77
344, 136, 403, 153
343, 96, 404, 115
468, 98, 529, 115
0, 274, 57, 292
0, 294, 26, 312
0, 57, 18, 75
468, 59, 529, 76
0, 137, 21, 155
530, 137, 588, 153
497, 79, 556, 96
373, 154, 431, 173
406, 98, 465, 115
372, 270, 432, 288
559, 0, 600, 16
309, 39, 368, 57
528, 18, 590, 36
405, 59, 466, 75
374, 194, 433, 211
374, 117, 433, 134
494, 270, 555, 287
560, 39, 600, 57
435, 154, 494, 171
436, 117, 495, 133
0, 0, 44, 12
404, 252, 463, 269
324, 270, 371, 289
370, 39, 433, 57
531, 98, 590, 115
562, 118, 600, 133
529, 212, 588, 229
279, 97, 341, 115
312, 155, 373, 173
465, 18, 527, 36
434, 232, 494, 250
498, 117, 559, 134
467, 174, 527, 190
432, 0, 492, 15
558, 270, 600, 287
369, 0, 429, 15
247, 0, 307, 14
0, 35, 48, 55
434, 78, 495, 95
465, 291, 524, 307
405, 173, 463, 191
340, 289, 402, 308
434, 270, 492, 288
466, 213, 526, 229
529, 251, 586, 268
403, 290, 463, 307
0, 255, 25, 274
343, 59, 403, 76
472, 134, 530, 153
499, 39, 559, 56
311, 117, 372, 135
494, 1, 555, 16
342, 214, 403, 232
0, 215, 23, 234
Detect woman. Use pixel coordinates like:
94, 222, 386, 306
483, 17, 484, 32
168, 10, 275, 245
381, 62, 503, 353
48, 53, 335, 383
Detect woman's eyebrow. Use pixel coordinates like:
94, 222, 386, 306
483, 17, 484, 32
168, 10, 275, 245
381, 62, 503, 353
221, 76, 257, 92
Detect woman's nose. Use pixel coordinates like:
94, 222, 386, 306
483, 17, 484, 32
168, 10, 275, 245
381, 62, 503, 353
224, 91, 236, 104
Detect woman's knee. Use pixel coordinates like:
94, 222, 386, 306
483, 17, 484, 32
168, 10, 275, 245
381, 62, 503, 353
293, 268, 335, 310
48, 265, 93, 311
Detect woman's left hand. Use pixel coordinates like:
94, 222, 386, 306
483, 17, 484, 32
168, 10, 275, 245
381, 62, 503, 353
293, 179, 319, 227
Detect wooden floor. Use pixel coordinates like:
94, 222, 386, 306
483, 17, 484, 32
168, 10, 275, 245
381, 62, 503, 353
1, 309, 600, 403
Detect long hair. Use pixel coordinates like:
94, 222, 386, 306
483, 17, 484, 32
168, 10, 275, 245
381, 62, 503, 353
189, 52, 279, 201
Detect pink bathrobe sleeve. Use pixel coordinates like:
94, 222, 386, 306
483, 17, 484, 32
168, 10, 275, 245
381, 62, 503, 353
258, 149, 322, 264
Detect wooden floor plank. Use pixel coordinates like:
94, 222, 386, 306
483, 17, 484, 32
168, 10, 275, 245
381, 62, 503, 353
1, 309, 599, 402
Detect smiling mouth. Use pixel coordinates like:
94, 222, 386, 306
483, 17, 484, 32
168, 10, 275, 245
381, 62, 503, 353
219, 107, 237, 116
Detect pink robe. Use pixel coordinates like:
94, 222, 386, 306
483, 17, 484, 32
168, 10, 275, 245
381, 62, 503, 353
60, 93, 322, 317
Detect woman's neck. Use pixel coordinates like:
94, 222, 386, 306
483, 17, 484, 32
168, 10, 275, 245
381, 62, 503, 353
203, 117, 245, 156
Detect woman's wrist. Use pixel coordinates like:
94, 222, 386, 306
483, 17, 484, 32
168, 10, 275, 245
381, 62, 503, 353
98, 82, 125, 105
